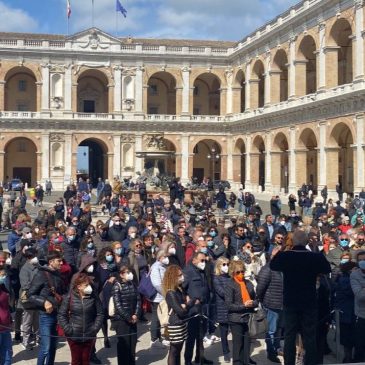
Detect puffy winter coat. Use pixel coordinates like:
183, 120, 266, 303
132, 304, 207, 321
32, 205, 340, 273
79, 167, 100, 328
213, 274, 231, 323
256, 263, 283, 310
182, 263, 210, 305
165, 289, 197, 326
111, 278, 141, 322
58, 290, 104, 342
224, 278, 257, 323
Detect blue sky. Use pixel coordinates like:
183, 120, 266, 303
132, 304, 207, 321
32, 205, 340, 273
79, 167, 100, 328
0, 0, 297, 41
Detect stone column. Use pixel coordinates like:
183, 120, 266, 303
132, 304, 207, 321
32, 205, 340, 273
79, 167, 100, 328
250, 153, 260, 190
325, 147, 340, 193
41, 132, 50, 182
244, 135, 252, 190
288, 36, 296, 98
325, 47, 340, 88
225, 69, 233, 114
270, 71, 282, 104
249, 79, 260, 109
264, 56, 271, 106
288, 127, 297, 193
36, 152, 42, 183
36, 82, 42, 112
64, 133, 72, 186
317, 23, 326, 91
220, 88, 227, 115
71, 83, 78, 112
114, 66, 122, 113
226, 136, 233, 183
108, 84, 114, 113
64, 65, 72, 111
264, 133, 272, 192
175, 154, 182, 179
232, 154, 242, 185
271, 151, 282, 193
0, 151, 5, 183
175, 87, 183, 115
220, 155, 227, 180
142, 85, 148, 114
181, 66, 191, 115
295, 149, 307, 190
135, 66, 144, 113
294, 60, 308, 96
71, 153, 77, 183
41, 65, 50, 110
113, 134, 121, 178
355, 113, 365, 191
134, 134, 143, 174
181, 135, 189, 184
318, 121, 327, 191
354, 1, 364, 80
245, 62, 251, 111
0, 80, 5, 110
232, 87, 242, 113
107, 153, 114, 181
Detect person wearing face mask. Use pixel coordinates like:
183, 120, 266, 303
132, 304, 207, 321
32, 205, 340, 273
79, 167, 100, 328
111, 241, 124, 268
122, 227, 138, 255
213, 257, 232, 362
107, 214, 127, 243
149, 250, 170, 348
77, 236, 97, 268
58, 273, 104, 365
326, 233, 350, 278
62, 227, 81, 273
182, 252, 213, 365
111, 266, 141, 365
225, 259, 257, 365
350, 250, 365, 362
0, 268, 12, 365
19, 248, 39, 350
165, 242, 181, 267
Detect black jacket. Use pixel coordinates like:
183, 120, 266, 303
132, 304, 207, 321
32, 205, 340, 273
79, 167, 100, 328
165, 289, 196, 325
182, 263, 210, 304
107, 225, 127, 243
58, 290, 104, 342
270, 246, 331, 309
28, 266, 66, 312
213, 274, 231, 323
256, 263, 283, 310
61, 238, 81, 269
224, 278, 257, 323
111, 278, 141, 322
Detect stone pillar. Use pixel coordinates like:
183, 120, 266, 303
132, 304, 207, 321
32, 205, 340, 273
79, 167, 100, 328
232, 87, 242, 113
220, 88, 227, 115
318, 121, 327, 191
114, 67, 122, 112
226, 136, 233, 182
354, 1, 364, 80
108, 84, 114, 113
232, 154, 242, 184
41, 133, 50, 182
71, 152, 77, 183
355, 113, 365, 191
0, 151, 5, 183
176, 87, 183, 115
134, 134, 143, 173
36, 152, 42, 183
41, 65, 50, 110
317, 23, 326, 91
244, 135, 252, 190
64, 133, 72, 187
288, 37, 296, 98
36, 82, 42, 112
225, 69, 233, 114
294, 61, 308, 96
271, 151, 282, 192
71, 83, 78, 112
64, 65, 72, 111
270, 71, 281, 104
175, 154, 181, 179
181, 66, 191, 114
325, 147, 340, 192
250, 153, 260, 190
107, 153, 114, 181
135, 67, 144, 113
0, 81, 5, 110
325, 47, 340, 88
249, 79, 260, 109
142, 85, 148, 114
264, 133, 272, 192
245, 62, 251, 111
188, 155, 194, 180
264, 57, 271, 106
113, 134, 121, 178
295, 149, 307, 190
220, 155, 227, 180
181, 135, 189, 184
288, 127, 297, 193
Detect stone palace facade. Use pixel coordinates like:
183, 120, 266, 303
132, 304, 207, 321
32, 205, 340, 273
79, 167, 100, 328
0, 0, 364, 197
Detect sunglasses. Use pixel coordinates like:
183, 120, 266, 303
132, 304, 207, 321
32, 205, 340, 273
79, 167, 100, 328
135, 244, 142, 248
276, 237, 283, 240
199, 259, 206, 263
235, 270, 244, 274
245, 246, 253, 250
222, 263, 228, 267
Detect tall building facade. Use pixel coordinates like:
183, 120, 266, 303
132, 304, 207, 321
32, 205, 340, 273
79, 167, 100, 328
0, 0, 364, 197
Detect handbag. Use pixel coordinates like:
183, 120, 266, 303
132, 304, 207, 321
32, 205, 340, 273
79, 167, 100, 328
248, 307, 268, 338
138, 270, 157, 301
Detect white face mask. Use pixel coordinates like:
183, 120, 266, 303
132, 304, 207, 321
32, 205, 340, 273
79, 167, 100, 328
168, 248, 176, 255
280, 221, 286, 226
30, 257, 39, 265
221, 265, 229, 274
86, 265, 94, 273
126, 272, 134, 281
5, 257, 11, 265
161, 257, 169, 265
83, 285, 93, 295
318, 222, 323, 227
197, 262, 206, 271
130, 232, 137, 238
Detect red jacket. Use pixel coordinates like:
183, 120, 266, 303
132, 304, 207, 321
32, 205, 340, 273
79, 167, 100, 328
185, 242, 196, 264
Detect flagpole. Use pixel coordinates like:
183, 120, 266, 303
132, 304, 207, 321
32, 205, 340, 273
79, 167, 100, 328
92, 0, 94, 27
66, 0, 69, 36
115, 10, 118, 36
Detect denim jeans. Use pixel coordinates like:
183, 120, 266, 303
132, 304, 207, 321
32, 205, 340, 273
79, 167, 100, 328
264, 307, 282, 356
151, 302, 161, 342
0, 331, 12, 365
219, 323, 230, 355
37, 312, 58, 365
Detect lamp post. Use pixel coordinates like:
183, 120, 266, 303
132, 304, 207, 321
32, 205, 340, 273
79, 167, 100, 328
207, 146, 220, 183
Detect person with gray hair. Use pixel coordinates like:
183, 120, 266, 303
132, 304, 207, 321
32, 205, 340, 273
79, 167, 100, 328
61, 227, 81, 272
270, 229, 331, 365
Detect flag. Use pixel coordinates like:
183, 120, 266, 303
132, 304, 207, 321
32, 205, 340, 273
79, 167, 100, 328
116, 0, 127, 18
67, 0, 71, 18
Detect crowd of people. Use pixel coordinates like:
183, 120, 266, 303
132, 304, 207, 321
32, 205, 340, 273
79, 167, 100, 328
0, 177, 364, 365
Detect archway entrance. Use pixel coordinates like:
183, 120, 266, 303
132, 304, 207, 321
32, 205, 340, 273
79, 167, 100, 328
193, 73, 221, 115
77, 139, 108, 186
4, 137, 37, 186
251, 136, 266, 191
234, 138, 246, 187
273, 133, 289, 193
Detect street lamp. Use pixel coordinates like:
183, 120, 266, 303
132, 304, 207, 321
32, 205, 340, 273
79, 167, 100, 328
207, 146, 220, 183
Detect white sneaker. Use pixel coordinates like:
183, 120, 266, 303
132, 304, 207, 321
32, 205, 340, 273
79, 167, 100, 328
151, 339, 168, 349
203, 336, 213, 347
161, 339, 170, 346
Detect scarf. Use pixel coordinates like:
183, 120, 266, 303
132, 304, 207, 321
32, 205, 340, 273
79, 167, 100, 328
234, 275, 251, 304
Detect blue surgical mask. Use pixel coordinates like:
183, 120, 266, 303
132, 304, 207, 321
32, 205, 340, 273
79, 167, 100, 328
114, 248, 123, 256
340, 258, 349, 265
340, 240, 349, 247
0, 276, 6, 285
209, 231, 217, 237
359, 260, 365, 270
105, 255, 114, 263
207, 241, 214, 248
200, 248, 208, 254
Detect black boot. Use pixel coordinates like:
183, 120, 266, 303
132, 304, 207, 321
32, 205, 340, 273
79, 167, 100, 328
90, 353, 102, 364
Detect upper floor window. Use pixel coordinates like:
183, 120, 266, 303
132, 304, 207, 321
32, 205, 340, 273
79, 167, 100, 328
149, 85, 158, 95
148, 106, 158, 114
18, 80, 27, 92
17, 103, 28, 111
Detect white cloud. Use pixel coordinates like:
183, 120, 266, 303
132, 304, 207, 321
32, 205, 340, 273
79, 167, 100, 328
0, 2, 38, 32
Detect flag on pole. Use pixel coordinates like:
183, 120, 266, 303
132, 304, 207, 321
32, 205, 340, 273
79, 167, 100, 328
116, 0, 127, 18
67, 0, 71, 18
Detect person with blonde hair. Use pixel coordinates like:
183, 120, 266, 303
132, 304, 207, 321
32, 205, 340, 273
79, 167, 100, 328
213, 257, 231, 362
225, 259, 257, 365
163, 265, 196, 365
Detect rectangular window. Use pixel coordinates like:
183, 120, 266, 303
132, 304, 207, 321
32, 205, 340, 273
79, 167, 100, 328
149, 85, 158, 95
18, 80, 27, 92
148, 106, 158, 114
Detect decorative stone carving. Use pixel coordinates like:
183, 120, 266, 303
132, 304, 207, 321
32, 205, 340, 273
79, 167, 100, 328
121, 134, 135, 143
50, 133, 65, 142
74, 61, 111, 75
79, 30, 109, 50
146, 134, 167, 151
121, 67, 138, 77
49, 64, 67, 73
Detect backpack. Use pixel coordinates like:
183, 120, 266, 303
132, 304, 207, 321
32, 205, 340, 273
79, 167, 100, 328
157, 298, 172, 327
